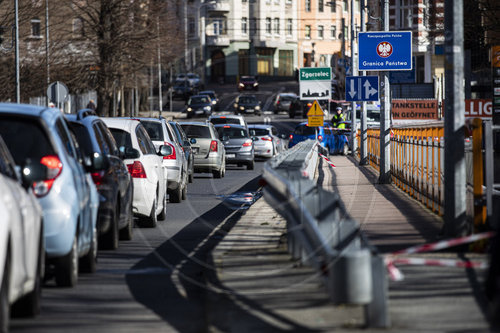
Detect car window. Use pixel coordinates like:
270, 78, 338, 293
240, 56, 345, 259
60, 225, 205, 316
109, 128, 133, 150
70, 122, 94, 157
180, 124, 211, 138
97, 122, 119, 156
170, 122, 187, 144
239, 96, 256, 103
0, 116, 56, 165
294, 125, 316, 136
141, 121, 163, 141
68, 127, 86, 164
136, 125, 156, 155
56, 119, 76, 158
92, 124, 111, 155
216, 127, 248, 139
0, 137, 18, 180
249, 128, 269, 136
271, 127, 278, 136
164, 123, 176, 142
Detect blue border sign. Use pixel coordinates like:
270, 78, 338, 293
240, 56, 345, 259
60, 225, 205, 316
358, 31, 412, 71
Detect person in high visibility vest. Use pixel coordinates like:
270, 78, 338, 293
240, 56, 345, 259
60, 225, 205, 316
331, 106, 346, 129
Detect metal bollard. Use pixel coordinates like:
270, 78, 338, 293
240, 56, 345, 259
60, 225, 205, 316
328, 249, 372, 305
364, 255, 390, 328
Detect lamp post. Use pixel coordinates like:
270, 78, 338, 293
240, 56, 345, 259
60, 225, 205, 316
15, 0, 19, 103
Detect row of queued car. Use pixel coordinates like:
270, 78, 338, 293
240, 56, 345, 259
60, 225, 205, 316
0, 103, 197, 331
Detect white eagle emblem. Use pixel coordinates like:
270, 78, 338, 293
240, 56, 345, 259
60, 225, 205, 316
377, 42, 393, 58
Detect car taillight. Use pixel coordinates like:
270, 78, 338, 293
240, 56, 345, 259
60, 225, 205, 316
91, 170, 105, 186
209, 140, 218, 152
127, 161, 147, 178
242, 139, 253, 147
261, 137, 272, 141
33, 155, 62, 197
289, 134, 293, 140
318, 135, 323, 142
163, 142, 176, 160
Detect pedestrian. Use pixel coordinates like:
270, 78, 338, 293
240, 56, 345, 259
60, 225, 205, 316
331, 106, 346, 129
86, 99, 96, 110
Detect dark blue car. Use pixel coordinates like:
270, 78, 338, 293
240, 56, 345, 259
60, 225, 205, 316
288, 122, 349, 155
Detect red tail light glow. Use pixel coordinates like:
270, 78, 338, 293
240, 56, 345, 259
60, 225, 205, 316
318, 135, 323, 142
127, 161, 147, 178
91, 171, 105, 186
242, 139, 253, 147
163, 142, 176, 160
289, 134, 293, 140
209, 140, 218, 152
33, 155, 63, 197
261, 137, 272, 141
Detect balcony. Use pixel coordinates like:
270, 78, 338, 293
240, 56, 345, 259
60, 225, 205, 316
206, 1, 230, 12
206, 35, 230, 47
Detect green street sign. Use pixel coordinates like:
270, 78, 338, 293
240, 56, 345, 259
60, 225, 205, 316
299, 67, 332, 81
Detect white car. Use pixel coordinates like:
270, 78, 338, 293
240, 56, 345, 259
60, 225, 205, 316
248, 124, 286, 158
0, 136, 46, 329
103, 118, 170, 227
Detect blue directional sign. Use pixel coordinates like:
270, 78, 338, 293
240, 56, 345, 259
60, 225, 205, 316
358, 31, 412, 71
345, 76, 379, 102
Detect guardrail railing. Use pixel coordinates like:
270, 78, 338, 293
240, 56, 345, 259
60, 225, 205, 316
263, 139, 390, 328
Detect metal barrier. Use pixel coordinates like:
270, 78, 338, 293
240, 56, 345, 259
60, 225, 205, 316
362, 121, 487, 226
263, 139, 390, 328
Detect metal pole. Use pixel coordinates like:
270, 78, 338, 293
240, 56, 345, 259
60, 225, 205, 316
359, 0, 367, 165
378, 0, 391, 184
350, 0, 358, 156
443, 0, 467, 237
45, 0, 50, 92
14, 0, 20, 103
169, 64, 173, 112
157, 17, 163, 115
200, 2, 206, 86
184, 1, 188, 72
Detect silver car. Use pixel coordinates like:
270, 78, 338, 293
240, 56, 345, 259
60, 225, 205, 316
214, 124, 255, 170
248, 124, 285, 158
138, 118, 188, 203
179, 121, 226, 178
273, 93, 298, 114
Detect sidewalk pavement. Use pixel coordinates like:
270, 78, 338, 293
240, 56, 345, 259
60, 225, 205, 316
209, 155, 491, 332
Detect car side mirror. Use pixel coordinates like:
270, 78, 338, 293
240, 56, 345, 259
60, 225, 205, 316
120, 146, 140, 159
20, 159, 48, 190
157, 144, 173, 157
190, 138, 197, 144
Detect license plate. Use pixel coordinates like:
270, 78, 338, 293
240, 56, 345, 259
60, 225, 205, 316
192, 147, 199, 154
246, 109, 254, 112
226, 154, 236, 158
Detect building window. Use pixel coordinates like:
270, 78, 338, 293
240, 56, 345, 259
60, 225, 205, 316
211, 18, 226, 35
343, 0, 348, 11
330, 0, 336, 12
305, 0, 311, 12
73, 18, 85, 38
242, 17, 248, 34
188, 17, 195, 37
273, 18, 280, 34
31, 19, 41, 38
318, 0, 324, 12
330, 25, 336, 39
318, 25, 324, 39
287, 19, 293, 36
265, 17, 272, 34
305, 25, 311, 39
396, 0, 413, 29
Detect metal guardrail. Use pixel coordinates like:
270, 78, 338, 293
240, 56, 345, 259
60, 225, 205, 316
263, 139, 390, 328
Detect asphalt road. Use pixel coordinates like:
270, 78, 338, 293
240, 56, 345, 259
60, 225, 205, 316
10, 80, 305, 333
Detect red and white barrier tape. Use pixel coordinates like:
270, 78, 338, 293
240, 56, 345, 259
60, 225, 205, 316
385, 231, 495, 281
318, 153, 336, 168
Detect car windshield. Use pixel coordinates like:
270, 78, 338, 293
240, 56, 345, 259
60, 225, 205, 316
200, 92, 215, 99
210, 118, 241, 125
189, 96, 209, 104
187, 74, 198, 79
279, 95, 296, 102
109, 128, 133, 148
180, 124, 211, 139
293, 125, 316, 136
249, 128, 269, 136
141, 121, 163, 141
0, 116, 55, 165
216, 127, 248, 139
241, 77, 255, 83
239, 96, 256, 103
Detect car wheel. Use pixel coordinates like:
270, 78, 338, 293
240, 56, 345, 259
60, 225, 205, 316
139, 197, 157, 228
55, 234, 78, 287
0, 251, 10, 332
247, 160, 255, 170
170, 185, 182, 203
100, 205, 119, 250
213, 167, 222, 179
181, 184, 187, 200
158, 191, 167, 220
79, 226, 97, 274
188, 169, 194, 183
342, 143, 349, 155
119, 202, 134, 241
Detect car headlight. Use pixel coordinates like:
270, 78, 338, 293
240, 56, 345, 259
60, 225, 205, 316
234, 103, 238, 108
204, 106, 211, 111
255, 106, 261, 110
187, 107, 192, 111
239, 106, 244, 110
239, 83, 244, 87
253, 82, 258, 87
212, 101, 217, 105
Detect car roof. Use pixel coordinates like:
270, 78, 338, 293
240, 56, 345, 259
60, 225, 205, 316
248, 124, 273, 129
0, 102, 53, 117
101, 117, 140, 131
209, 114, 244, 119
179, 121, 210, 126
